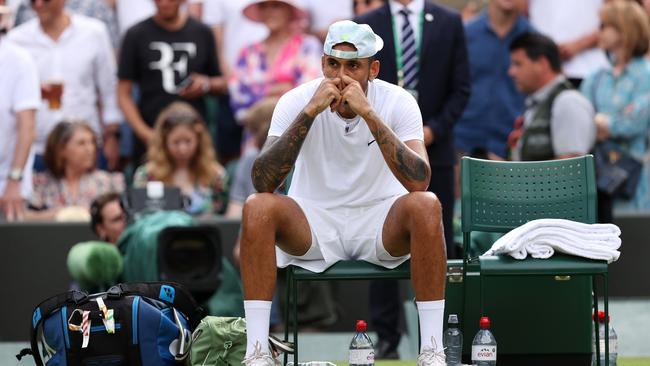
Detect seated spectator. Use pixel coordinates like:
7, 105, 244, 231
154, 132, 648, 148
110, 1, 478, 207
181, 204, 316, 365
228, 0, 322, 123
28, 121, 125, 219
581, 0, 650, 216
133, 102, 227, 216
225, 97, 277, 220
507, 32, 596, 161
90, 192, 127, 244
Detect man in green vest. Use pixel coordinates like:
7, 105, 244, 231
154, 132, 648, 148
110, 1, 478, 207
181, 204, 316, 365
508, 32, 595, 161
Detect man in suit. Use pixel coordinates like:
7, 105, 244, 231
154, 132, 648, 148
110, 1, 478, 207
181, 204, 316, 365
355, 0, 470, 358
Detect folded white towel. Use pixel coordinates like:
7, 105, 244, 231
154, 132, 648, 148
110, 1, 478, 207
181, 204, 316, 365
482, 218, 621, 263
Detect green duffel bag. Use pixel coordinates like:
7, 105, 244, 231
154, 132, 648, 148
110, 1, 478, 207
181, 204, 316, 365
187, 316, 247, 366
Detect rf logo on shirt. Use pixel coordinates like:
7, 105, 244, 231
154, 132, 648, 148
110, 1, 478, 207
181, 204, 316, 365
148, 42, 197, 94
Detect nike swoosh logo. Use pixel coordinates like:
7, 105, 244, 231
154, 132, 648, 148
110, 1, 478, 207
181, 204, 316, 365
368, 140, 376, 146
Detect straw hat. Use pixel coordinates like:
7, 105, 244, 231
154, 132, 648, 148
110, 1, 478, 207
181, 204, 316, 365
242, 0, 308, 23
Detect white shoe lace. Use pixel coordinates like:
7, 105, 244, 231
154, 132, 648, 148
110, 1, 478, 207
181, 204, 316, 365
242, 341, 278, 366
417, 337, 446, 366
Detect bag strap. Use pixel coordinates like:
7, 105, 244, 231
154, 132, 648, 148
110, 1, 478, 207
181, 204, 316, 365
17, 290, 89, 366
110, 282, 203, 329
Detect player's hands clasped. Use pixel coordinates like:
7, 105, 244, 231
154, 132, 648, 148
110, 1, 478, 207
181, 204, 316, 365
304, 77, 343, 117
339, 74, 372, 118
304, 75, 373, 118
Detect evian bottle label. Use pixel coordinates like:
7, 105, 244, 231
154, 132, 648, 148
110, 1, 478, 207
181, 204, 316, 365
472, 345, 497, 361
349, 349, 374, 364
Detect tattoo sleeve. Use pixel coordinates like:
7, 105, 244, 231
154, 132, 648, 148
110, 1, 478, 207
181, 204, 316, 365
365, 110, 431, 191
251, 111, 315, 193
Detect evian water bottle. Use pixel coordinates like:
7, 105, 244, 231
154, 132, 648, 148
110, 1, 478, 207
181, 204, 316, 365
471, 316, 497, 366
349, 320, 374, 366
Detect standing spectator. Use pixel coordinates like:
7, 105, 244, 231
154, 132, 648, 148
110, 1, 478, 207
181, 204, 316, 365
133, 102, 227, 215
202, 0, 268, 161
117, 0, 227, 165
228, 0, 322, 122
0, 0, 39, 221
202, 0, 267, 77
303, 0, 353, 41
455, 0, 534, 159
14, 0, 119, 48
507, 32, 596, 161
28, 121, 125, 219
7, 0, 122, 172
355, 0, 470, 359
581, 0, 650, 216
115, 0, 203, 38
528, 0, 609, 88
353, 0, 386, 17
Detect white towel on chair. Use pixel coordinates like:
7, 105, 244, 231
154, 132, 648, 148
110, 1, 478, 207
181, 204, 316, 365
482, 219, 621, 263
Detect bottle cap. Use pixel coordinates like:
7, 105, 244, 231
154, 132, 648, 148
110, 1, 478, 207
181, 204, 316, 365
356, 320, 367, 332
479, 316, 490, 329
448, 314, 459, 324
596, 310, 610, 322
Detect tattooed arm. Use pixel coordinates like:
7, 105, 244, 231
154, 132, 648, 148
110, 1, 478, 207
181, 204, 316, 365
251, 111, 314, 193
365, 111, 431, 191
252, 78, 343, 193
339, 75, 431, 191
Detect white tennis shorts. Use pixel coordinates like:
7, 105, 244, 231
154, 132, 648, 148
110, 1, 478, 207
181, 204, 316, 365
275, 194, 410, 273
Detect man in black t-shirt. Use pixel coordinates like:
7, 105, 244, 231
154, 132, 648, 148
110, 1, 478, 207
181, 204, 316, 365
117, 0, 227, 164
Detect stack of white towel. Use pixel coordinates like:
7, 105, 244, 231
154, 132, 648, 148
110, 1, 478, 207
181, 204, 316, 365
482, 218, 621, 263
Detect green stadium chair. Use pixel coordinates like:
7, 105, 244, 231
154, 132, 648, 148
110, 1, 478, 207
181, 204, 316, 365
283, 260, 411, 365
460, 155, 611, 365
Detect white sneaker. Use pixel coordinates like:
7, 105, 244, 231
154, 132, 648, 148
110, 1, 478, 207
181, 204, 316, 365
416, 337, 446, 366
242, 341, 280, 366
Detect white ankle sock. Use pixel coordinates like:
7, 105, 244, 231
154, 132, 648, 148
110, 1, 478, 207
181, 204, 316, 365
416, 300, 445, 353
244, 300, 272, 356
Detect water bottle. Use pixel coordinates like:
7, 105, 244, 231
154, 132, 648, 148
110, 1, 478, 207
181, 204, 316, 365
349, 320, 374, 366
444, 314, 463, 365
592, 310, 618, 366
471, 316, 497, 366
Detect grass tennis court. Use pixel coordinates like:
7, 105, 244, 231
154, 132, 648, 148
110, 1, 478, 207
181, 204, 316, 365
331, 360, 650, 366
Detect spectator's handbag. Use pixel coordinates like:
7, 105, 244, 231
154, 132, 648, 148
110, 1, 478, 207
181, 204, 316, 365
594, 140, 642, 199
589, 70, 644, 200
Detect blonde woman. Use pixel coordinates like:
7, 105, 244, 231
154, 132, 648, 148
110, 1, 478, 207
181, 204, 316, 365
581, 0, 650, 217
133, 102, 227, 215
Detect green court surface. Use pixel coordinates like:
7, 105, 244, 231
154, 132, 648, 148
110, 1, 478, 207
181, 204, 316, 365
333, 360, 650, 366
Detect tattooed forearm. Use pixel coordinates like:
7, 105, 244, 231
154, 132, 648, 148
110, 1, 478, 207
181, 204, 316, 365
251, 111, 315, 193
366, 111, 431, 191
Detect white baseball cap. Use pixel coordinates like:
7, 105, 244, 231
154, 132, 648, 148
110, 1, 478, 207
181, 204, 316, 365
323, 20, 384, 59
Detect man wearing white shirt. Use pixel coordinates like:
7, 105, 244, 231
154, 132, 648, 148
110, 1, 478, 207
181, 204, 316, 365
303, 0, 353, 41
202, 0, 267, 77
7, 0, 121, 170
0, 0, 39, 221
527, 0, 609, 86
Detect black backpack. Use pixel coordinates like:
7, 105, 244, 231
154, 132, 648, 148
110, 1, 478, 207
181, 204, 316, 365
17, 282, 204, 366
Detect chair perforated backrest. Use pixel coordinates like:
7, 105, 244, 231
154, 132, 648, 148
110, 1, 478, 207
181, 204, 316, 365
461, 155, 597, 241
